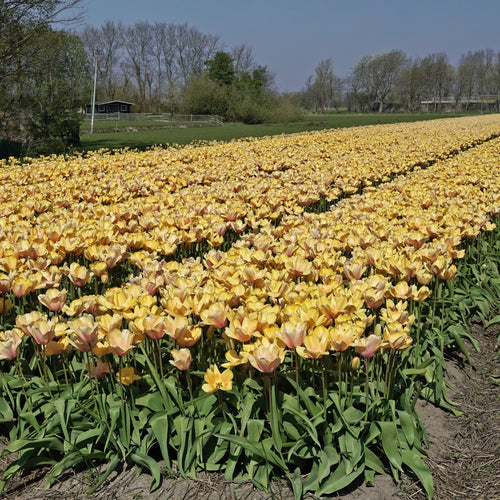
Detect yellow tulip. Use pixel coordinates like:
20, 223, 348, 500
202, 364, 233, 392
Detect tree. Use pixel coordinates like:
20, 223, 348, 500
21, 27, 89, 154
80, 20, 124, 101
205, 51, 236, 86
350, 50, 407, 111
302, 59, 341, 111
0, 0, 86, 153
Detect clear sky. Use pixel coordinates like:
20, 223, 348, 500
81, 0, 500, 92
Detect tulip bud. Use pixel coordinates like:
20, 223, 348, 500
351, 356, 361, 371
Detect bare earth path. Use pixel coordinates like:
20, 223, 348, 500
1, 320, 498, 500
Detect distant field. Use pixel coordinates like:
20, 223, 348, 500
79, 112, 473, 151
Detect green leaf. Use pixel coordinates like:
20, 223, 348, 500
364, 447, 386, 475
290, 467, 303, 500
3, 437, 64, 455
486, 314, 500, 328
87, 454, 120, 495
282, 404, 320, 447
398, 410, 415, 447
75, 427, 103, 447
131, 450, 162, 491
317, 461, 365, 495
270, 382, 282, 452
0, 398, 13, 423
401, 449, 434, 499
377, 421, 402, 478
135, 392, 165, 412
45, 451, 106, 488
214, 433, 287, 471
343, 406, 364, 425
150, 412, 171, 469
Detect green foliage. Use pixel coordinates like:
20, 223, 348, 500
205, 51, 236, 87
0, 19, 89, 156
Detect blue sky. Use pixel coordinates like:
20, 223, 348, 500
82, 0, 500, 92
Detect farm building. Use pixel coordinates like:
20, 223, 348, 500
85, 100, 134, 114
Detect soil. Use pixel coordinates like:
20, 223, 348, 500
1, 320, 498, 500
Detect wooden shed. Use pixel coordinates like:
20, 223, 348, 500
85, 100, 134, 114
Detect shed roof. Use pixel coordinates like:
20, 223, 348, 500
96, 100, 135, 106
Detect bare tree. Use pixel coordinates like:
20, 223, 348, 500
123, 22, 154, 111
231, 43, 256, 75
302, 59, 341, 111
80, 20, 124, 101
174, 24, 220, 86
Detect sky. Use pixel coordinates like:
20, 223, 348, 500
81, 0, 500, 92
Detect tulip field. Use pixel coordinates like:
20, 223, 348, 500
1, 115, 500, 498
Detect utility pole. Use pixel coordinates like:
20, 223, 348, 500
90, 50, 100, 134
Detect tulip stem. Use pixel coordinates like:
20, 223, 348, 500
364, 358, 370, 422
321, 358, 328, 420
15, 357, 33, 413
294, 351, 300, 406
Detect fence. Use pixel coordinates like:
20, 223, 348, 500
83, 112, 224, 126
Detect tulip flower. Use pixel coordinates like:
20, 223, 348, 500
86, 359, 112, 378
202, 364, 233, 392
26, 319, 56, 345
38, 287, 67, 312
67, 262, 91, 287
354, 334, 383, 357
117, 366, 141, 385
248, 338, 284, 373
276, 320, 307, 349
107, 328, 135, 356
0, 297, 13, 315
169, 348, 192, 371
0, 329, 23, 360
69, 315, 99, 352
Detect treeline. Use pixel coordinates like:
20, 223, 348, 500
299, 49, 500, 113
80, 20, 300, 123
1, 0, 499, 157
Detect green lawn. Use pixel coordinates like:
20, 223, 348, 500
78, 113, 472, 152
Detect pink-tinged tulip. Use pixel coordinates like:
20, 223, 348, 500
38, 287, 67, 312
116, 366, 141, 385
164, 315, 189, 340
169, 348, 192, 371
143, 315, 167, 340
354, 334, 383, 357
86, 359, 112, 378
362, 288, 385, 309
107, 328, 135, 356
0, 329, 23, 360
200, 303, 228, 329
16, 311, 45, 335
276, 321, 307, 349
26, 319, 56, 345
248, 338, 284, 373
69, 315, 99, 352
67, 263, 91, 287
225, 316, 258, 342
12, 276, 33, 298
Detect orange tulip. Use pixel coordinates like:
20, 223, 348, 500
117, 366, 141, 385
